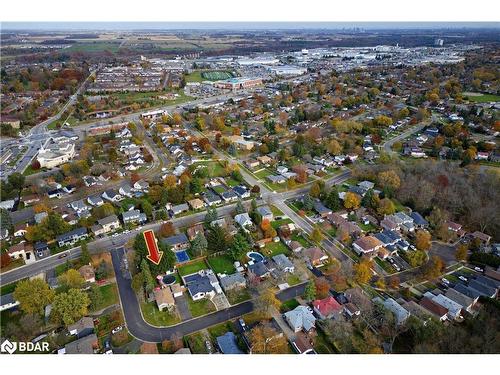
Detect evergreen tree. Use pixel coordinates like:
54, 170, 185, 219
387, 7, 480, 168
325, 186, 341, 211
190, 232, 208, 257
80, 243, 91, 265
141, 259, 155, 293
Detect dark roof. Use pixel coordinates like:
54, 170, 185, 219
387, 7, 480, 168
162, 233, 189, 247
453, 283, 481, 299
56, 227, 87, 242
313, 201, 331, 215
34, 241, 48, 251
248, 262, 269, 277
216, 332, 244, 354
186, 274, 214, 295
468, 280, 496, 297
9, 207, 35, 225
233, 185, 248, 196
410, 212, 428, 226
0, 293, 16, 306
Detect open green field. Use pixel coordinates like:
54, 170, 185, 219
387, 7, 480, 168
140, 302, 181, 327
201, 71, 234, 81
178, 259, 207, 276
463, 92, 500, 103
192, 160, 227, 177
207, 254, 235, 274
66, 42, 122, 53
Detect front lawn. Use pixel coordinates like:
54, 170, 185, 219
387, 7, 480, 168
270, 205, 284, 216
186, 332, 208, 353
1, 281, 19, 295
226, 288, 252, 305
263, 241, 290, 257
140, 302, 181, 327
207, 254, 235, 274
178, 259, 207, 276
207, 322, 234, 339
187, 298, 216, 318
111, 328, 133, 347
291, 233, 312, 248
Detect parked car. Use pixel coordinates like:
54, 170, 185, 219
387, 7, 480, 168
238, 319, 247, 331
111, 326, 123, 335
458, 275, 468, 282
205, 340, 213, 354
442, 278, 450, 285
474, 266, 484, 273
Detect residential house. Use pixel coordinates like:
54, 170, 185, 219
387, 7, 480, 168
378, 297, 410, 325
68, 317, 95, 338
122, 209, 147, 225
187, 198, 205, 211
171, 203, 189, 216
204, 191, 222, 206
13, 223, 28, 238
56, 227, 88, 247
102, 190, 122, 203
233, 185, 250, 199
184, 271, 217, 301
247, 262, 270, 279
312, 296, 342, 319
216, 332, 244, 354
163, 233, 189, 251
256, 205, 274, 222
97, 215, 120, 234
284, 306, 316, 333
235, 213, 253, 229
133, 179, 149, 192
425, 292, 462, 320
272, 254, 294, 273
186, 223, 205, 241
34, 241, 49, 258
78, 265, 96, 283
119, 184, 134, 198
8, 243, 33, 264
409, 211, 429, 229
87, 195, 104, 207
304, 247, 329, 266
153, 287, 175, 311
353, 236, 384, 256
219, 272, 246, 292
63, 334, 98, 354
419, 297, 448, 321
445, 288, 476, 314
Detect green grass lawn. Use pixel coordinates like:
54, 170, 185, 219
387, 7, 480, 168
226, 288, 251, 305
359, 222, 377, 232
66, 42, 122, 53
254, 168, 274, 180
291, 233, 312, 248
178, 259, 207, 276
89, 283, 119, 312
187, 298, 216, 318
186, 332, 208, 353
374, 257, 396, 274
270, 205, 284, 216
287, 274, 302, 286
280, 298, 300, 313
463, 93, 500, 103
225, 178, 240, 187
207, 254, 235, 274
262, 241, 290, 257
185, 71, 204, 83
140, 302, 181, 327
271, 218, 293, 230
207, 321, 234, 339
1, 281, 19, 295
192, 161, 227, 177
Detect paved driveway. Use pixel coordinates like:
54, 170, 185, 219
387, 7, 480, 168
175, 294, 192, 321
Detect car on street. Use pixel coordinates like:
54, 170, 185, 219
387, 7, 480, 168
58, 253, 68, 259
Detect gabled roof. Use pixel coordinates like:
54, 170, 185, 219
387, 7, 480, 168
216, 332, 244, 354
163, 233, 189, 247
248, 262, 269, 277
419, 297, 448, 318
284, 305, 316, 332
312, 296, 341, 317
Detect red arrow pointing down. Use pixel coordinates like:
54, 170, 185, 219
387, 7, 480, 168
143, 229, 163, 265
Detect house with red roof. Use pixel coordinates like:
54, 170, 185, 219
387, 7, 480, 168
419, 297, 448, 322
312, 296, 342, 319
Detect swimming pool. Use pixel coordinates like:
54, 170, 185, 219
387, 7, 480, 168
175, 250, 190, 263
247, 251, 264, 263
162, 274, 176, 285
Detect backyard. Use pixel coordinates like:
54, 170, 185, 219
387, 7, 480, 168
207, 254, 235, 274
177, 259, 207, 276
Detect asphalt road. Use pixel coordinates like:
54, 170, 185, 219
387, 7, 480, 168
110, 247, 306, 342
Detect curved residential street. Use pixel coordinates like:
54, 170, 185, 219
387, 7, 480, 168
110, 247, 307, 342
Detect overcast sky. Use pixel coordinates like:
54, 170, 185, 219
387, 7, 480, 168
2, 22, 500, 31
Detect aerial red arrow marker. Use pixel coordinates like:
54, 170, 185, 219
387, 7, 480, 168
143, 229, 163, 265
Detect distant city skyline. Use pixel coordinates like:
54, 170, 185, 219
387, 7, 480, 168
2, 21, 500, 32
